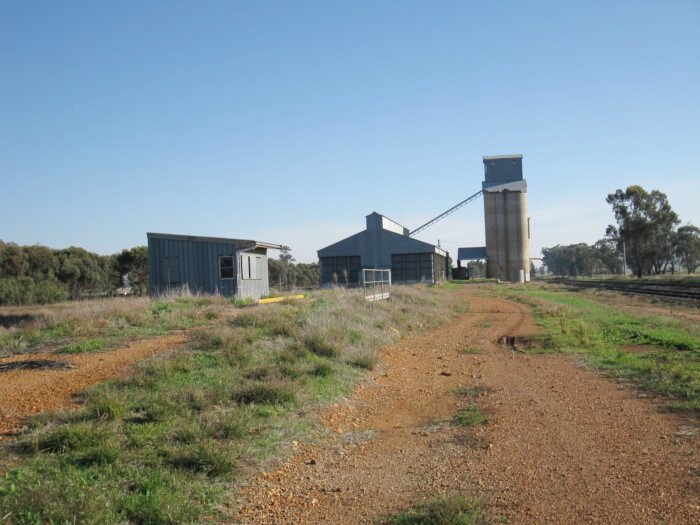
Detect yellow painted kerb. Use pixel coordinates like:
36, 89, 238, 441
259, 294, 305, 304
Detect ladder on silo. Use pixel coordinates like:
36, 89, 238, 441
409, 189, 483, 236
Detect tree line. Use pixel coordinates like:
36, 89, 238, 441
542, 185, 700, 278
0, 241, 320, 306
268, 246, 320, 291
0, 242, 148, 305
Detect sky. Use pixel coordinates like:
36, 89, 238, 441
2, 1, 699, 263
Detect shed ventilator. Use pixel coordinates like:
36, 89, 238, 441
409, 189, 483, 236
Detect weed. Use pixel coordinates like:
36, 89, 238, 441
305, 334, 340, 358
61, 337, 108, 354
461, 347, 481, 355
165, 439, 237, 476
348, 352, 378, 370
21, 422, 113, 455
233, 297, 255, 307
204, 410, 247, 440
454, 405, 488, 426
452, 386, 493, 398
386, 494, 487, 525
309, 363, 334, 377
233, 384, 296, 406
83, 389, 129, 421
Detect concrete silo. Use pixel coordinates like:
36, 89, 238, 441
482, 155, 530, 282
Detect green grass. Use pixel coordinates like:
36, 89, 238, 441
453, 405, 488, 427
0, 295, 229, 356
0, 285, 468, 524
385, 495, 488, 525
452, 386, 493, 398
60, 337, 108, 354
444, 279, 497, 288
502, 285, 700, 412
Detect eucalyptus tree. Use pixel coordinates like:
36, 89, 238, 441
605, 186, 679, 277
675, 224, 700, 274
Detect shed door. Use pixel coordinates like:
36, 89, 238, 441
161, 257, 180, 287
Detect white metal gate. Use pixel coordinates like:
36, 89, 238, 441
362, 269, 391, 302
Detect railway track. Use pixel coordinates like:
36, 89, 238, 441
550, 278, 700, 303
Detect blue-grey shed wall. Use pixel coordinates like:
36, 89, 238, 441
318, 229, 440, 269
318, 227, 447, 285
148, 236, 271, 299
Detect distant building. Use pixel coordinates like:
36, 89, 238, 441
317, 212, 449, 287
481, 155, 530, 282
147, 233, 282, 299
455, 155, 531, 282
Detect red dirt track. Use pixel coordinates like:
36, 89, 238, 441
234, 290, 699, 524
0, 334, 187, 438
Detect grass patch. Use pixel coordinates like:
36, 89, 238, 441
461, 347, 482, 355
454, 405, 488, 427
386, 494, 487, 525
0, 294, 234, 357
502, 285, 700, 413
0, 285, 467, 523
452, 385, 493, 398
233, 384, 296, 405
60, 337, 109, 354
348, 352, 378, 370
232, 297, 255, 307
305, 334, 340, 358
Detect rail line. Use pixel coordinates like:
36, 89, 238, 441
550, 278, 700, 304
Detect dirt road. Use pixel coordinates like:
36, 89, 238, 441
234, 290, 699, 524
0, 334, 187, 438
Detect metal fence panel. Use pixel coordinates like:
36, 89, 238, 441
362, 269, 391, 301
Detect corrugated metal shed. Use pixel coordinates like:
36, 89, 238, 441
317, 212, 448, 286
147, 232, 282, 299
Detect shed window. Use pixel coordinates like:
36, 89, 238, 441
220, 256, 234, 279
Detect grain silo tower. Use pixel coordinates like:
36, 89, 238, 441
482, 155, 530, 282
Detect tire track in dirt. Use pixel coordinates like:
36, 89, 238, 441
0, 334, 188, 438
232, 288, 699, 524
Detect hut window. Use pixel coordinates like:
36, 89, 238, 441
219, 256, 234, 279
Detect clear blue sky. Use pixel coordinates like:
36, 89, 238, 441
2, 1, 698, 263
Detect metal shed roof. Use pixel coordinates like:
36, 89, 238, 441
146, 232, 283, 250
482, 154, 523, 160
